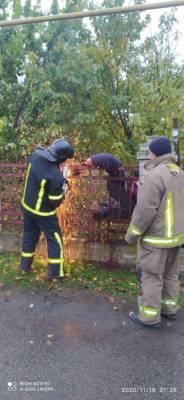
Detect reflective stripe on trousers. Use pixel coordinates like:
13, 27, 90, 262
139, 304, 160, 319
162, 298, 178, 307
21, 251, 35, 258
47, 232, 64, 277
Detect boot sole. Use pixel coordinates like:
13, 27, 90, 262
161, 313, 177, 321
129, 312, 160, 328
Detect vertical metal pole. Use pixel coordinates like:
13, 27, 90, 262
172, 118, 180, 166
0, 197, 1, 232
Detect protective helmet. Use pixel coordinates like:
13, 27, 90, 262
39, 139, 74, 163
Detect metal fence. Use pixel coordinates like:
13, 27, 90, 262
0, 163, 26, 230
0, 162, 138, 265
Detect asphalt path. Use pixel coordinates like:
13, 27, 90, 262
0, 287, 183, 400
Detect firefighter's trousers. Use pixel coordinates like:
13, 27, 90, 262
136, 242, 180, 325
20, 209, 64, 279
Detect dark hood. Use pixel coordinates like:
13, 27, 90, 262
91, 153, 121, 173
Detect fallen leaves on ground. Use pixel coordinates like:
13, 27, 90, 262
4, 290, 12, 296
15, 276, 24, 281
108, 296, 115, 304
11, 264, 19, 270
4, 290, 13, 300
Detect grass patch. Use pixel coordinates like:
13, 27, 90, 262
0, 253, 138, 297
67, 261, 139, 297
0, 253, 184, 304
0, 254, 46, 289
179, 273, 184, 306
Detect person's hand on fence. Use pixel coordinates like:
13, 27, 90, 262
83, 158, 93, 167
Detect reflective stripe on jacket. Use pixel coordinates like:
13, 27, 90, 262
22, 151, 65, 216
125, 154, 184, 248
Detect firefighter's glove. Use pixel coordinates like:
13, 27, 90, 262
62, 179, 70, 195
125, 232, 137, 246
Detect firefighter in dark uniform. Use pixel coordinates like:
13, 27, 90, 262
20, 139, 74, 279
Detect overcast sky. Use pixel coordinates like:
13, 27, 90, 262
29, 0, 184, 63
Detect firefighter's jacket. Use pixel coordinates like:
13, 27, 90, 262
21, 150, 65, 216
125, 154, 184, 248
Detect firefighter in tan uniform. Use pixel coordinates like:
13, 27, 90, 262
125, 136, 184, 328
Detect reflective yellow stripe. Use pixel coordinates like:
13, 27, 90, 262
22, 252, 35, 258
143, 237, 174, 244
54, 232, 64, 277
165, 192, 174, 238
142, 233, 184, 247
22, 163, 31, 202
21, 199, 56, 216
144, 310, 158, 316
162, 298, 178, 306
167, 163, 180, 174
48, 193, 64, 200
128, 224, 143, 237
48, 258, 64, 264
35, 179, 47, 211
139, 304, 160, 319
